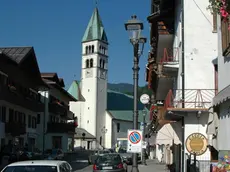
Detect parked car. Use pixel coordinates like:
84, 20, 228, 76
118, 147, 142, 165
1, 160, 72, 172
93, 153, 127, 172
88, 149, 111, 164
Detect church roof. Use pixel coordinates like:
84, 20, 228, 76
68, 80, 81, 101
108, 110, 149, 123
82, 8, 108, 43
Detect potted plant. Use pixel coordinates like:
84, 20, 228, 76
208, 0, 230, 29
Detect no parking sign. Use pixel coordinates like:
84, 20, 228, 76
127, 130, 142, 153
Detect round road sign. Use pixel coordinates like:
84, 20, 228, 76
140, 94, 150, 104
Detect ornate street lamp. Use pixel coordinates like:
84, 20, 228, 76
124, 15, 147, 172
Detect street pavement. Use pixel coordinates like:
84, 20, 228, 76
73, 159, 168, 172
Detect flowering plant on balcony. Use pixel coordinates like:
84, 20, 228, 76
208, 0, 230, 28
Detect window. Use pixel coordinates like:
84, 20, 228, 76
86, 59, 89, 68
22, 113, 26, 124
28, 115, 31, 128
117, 123, 120, 133
92, 45, 94, 53
1, 106, 6, 123
37, 114, 40, 124
102, 60, 105, 69
221, 18, 230, 55
14, 111, 18, 122
90, 59, 93, 67
89, 46, 92, 54
85, 46, 89, 54
100, 59, 102, 68
32, 117, 37, 129
213, 12, 217, 33
18, 112, 22, 123
9, 109, 14, 122
99, 136, 102, 145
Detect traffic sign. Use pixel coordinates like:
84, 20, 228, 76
140, 94, 150, 104
127, 130, 143, 153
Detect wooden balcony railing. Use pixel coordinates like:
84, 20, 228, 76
164, 89, 216, 109
5, 122, 26, 136
0, 84, 44, 112
47, 122, 76, 133
160, 47, 179, 65
48, 103, 68, 116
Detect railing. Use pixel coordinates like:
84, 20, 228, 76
48, 103, 68, 116
5, 122, 26, 136
47, 122, 76, 133
160, 47, 179, 65
164, 89, 216, 109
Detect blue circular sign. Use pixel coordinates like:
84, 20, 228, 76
129, 131, 141, 144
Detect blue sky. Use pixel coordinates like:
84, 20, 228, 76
0, 0, 150, 88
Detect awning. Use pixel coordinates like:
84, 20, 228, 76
213, 85, 230, 106
206, 107, 219, 150
74, 128, 96, 140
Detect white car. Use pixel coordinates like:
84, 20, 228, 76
1, 160, 72, 172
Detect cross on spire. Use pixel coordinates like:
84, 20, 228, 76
95, 0, 98, 7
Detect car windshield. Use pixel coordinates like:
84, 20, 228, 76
97, 154, 121, 164
3, 166, 57, 172
118, 148, 127, 153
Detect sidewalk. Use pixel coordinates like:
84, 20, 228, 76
133, 159, 168, 172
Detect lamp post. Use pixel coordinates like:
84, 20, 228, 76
101, 126, 107, 149
142, 108, 147, 165
125, 15, 146, 172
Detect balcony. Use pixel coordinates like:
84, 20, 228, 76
46, 122, 76, 133
0, 84, 44, 112
164, 89, 216, 111
5, 122, 26, 136
48, 103, 68, 116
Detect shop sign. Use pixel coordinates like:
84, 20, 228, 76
185, 132, 208, 156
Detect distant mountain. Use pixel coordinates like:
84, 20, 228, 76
108, 83, 152, 97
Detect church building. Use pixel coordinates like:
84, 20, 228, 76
68, 7, 147, 150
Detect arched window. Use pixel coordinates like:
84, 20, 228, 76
86, 59, 89, 68
89, 46, 91, 54
90, 59, 93, 67
85, 46, 89, 54
92, 45, 94, 53
102, 60, 105, 69
100, 59, 102, 68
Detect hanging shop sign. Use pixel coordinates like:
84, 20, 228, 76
185, 133, 208, 156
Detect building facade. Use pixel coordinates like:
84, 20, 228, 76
146, 0, 217, 171
38, 73, 77, 152
0, 47, 46, 151
209, 13, 230, 167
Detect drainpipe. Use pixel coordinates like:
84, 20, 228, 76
181, 0, 185, 171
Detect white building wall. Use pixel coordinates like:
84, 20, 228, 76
105, 112, 112, 149
69, 101, 85, 128
184, 112, 210, 160
0, 100, 39, 146
81, 40, 108, 148
218, 100, 230, 150
174, 0, 217, 90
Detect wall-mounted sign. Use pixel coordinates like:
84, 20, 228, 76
186, 133, 208, 156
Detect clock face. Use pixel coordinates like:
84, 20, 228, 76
85, 69, 93, 78
100, 70, 107, 79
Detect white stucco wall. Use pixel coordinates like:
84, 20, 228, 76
184, 112, 210, 160
69, 101, 85, 128
0, 100, 39, 146
105, 112, 112, 148
174, 0, 217, 90
81, 40, 108, 148
218, 100, 230, 150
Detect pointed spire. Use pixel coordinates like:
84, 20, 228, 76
82, 8, 108, 43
